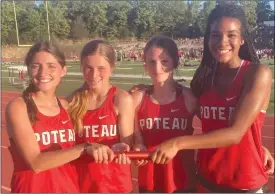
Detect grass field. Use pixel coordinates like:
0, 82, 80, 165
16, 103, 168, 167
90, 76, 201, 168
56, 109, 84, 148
1, 59, 274, 115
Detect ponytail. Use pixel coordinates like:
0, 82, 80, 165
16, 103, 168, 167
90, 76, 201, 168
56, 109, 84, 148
68, 83, 89, 133
22, 82, 38, 125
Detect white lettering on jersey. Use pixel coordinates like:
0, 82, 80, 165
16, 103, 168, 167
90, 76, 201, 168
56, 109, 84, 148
139, 117, 188, 130
101, 125, 109, 137
59, 129, 66, 143
51, 130, 58, 143
146, 118, 153, 129
163, 118, 169, 129
34, 133, 40, 142
200, 106, 235, 120
68, 129, 75, 141
218, 107, 226, 120
203, 106, 210, 119
210, 107, 218, 119
172, 118, 180, 129
91, 125, 99, 137
79, 124, 117, 138
42, 131, 50, 145
109, 125, 116, 136
155, 118, 161, 128
34, 129, 75, 146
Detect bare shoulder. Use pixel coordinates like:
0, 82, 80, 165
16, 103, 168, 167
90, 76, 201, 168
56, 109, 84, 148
131, 89, 146, 108
6, 97, 27, 115
58, 98, 69, 110
131, 89, 145, 101
115, 88, 133, 105
5, 97, 28, 135
256, 64, 272, 78
182, 86, 198, 102
181, 86, 199, 114
246, 63, 272, 83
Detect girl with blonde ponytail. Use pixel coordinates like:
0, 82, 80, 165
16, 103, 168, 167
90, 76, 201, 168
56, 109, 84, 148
67, 39, 134, 193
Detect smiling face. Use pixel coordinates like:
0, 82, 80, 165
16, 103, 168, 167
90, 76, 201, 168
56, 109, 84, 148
208, 17, 244, 65
29, 51, 66, 92
81, 54, 113, 90
144, 46, 174, 83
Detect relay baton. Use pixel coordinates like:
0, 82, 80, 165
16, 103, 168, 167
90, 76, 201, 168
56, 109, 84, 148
114, 151, 151, 160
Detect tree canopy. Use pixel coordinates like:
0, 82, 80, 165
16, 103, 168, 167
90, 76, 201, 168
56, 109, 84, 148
2, 0, 274, 44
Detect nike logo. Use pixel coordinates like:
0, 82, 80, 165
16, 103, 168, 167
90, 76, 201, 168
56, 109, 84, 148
226, 96, 237, 101
62, 120, 69, 124
99, 115, 109, 120
171, 109, 180, 113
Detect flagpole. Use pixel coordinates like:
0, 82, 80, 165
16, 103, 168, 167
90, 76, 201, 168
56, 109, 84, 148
45, 1, 51, 41
13, 1, 20, 46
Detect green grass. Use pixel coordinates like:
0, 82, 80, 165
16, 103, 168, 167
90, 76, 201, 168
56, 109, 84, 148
1, 59, 274, 115
64, 59, 274, 78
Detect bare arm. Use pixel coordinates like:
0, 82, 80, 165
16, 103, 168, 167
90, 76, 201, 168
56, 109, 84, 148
131, 90, 146, 146
115, 89, 135, 147
181, 86, 199, 115
174, 64, 272, 149
131, 90, 148, 166
6, 98, 86, 173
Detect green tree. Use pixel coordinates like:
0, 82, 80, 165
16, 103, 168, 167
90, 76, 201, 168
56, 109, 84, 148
19, 9, 44, 42
62, 1, 88, 39
128, 1, 157, 38
70, 16, 89, 41
154, 1, 188, 38
197, 1, 216, 34
1, 1, 16, 44
106, 1, 133, 38
45, 2, 70, 40
216, 0, 257, 30
82, 2, 108, 37
186, 1, 201, 26
14, 1, 42, 44
181, 1, 202, 38
239, 1, 257, 30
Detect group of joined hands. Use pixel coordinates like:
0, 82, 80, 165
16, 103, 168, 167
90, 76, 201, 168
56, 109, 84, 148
84, 140, 177, 166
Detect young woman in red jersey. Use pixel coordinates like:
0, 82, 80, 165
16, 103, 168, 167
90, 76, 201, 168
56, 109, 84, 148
131, 35, 198, 193
67, 40, 134, 193
149, 4, 274, 193
5, 41, 97, 193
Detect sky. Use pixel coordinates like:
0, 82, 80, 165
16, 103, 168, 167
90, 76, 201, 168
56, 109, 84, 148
270, 1, 274, 10
35, 0, 274, 10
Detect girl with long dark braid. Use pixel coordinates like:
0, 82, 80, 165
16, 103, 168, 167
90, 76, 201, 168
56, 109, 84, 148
149, 4, 274, 193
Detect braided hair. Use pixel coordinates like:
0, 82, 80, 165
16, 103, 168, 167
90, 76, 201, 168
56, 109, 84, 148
190, 4, 260, 97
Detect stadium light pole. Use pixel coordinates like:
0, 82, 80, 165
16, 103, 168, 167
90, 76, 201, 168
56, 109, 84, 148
45, 1, 51, 41
13, 1, 20, 46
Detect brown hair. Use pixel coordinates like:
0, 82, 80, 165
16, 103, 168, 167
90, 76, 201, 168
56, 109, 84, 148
23, 41, 66, 125
143, 35, 179, 69
68, 40, 116, 132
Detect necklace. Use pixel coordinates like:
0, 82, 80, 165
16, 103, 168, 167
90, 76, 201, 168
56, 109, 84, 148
211, 60, 244, 87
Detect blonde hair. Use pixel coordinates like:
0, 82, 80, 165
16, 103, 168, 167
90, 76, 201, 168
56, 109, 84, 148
68, 40, 115, 133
